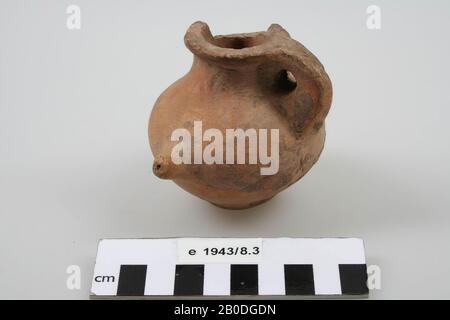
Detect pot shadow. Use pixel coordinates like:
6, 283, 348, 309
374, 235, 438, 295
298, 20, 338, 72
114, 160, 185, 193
191, 151, 430, 237
59, 150, 429, 239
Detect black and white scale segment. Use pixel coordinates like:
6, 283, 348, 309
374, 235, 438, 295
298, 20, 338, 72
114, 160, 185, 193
91, 238, 368, 298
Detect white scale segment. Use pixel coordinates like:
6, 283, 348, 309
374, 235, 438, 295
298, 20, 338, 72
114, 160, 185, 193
91, 238, 368, 298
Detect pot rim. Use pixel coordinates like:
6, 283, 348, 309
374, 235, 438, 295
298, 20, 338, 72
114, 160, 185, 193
184, 21, 290, 63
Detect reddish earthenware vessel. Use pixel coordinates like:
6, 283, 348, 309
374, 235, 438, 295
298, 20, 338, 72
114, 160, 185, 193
149, 21, 332, 209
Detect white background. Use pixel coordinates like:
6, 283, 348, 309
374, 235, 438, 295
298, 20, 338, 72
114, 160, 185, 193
1, 0, 449, 299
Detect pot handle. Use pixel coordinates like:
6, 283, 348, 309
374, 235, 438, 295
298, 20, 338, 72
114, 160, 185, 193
267, 24, 333, 137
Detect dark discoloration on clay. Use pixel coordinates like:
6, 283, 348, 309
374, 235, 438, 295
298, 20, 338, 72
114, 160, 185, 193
292, 92, 314, 136
149, 21, 333, 210
313, 121, 324, 133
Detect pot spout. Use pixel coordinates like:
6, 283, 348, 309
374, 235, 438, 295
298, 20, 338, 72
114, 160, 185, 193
152, 156, 178, 180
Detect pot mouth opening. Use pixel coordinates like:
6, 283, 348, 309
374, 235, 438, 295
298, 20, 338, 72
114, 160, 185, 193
212, 34, 266, 50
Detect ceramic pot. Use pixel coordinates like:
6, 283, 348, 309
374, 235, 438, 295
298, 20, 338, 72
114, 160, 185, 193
149, 21, 332, 209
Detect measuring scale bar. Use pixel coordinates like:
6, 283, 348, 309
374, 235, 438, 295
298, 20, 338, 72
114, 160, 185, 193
91, 238, 368, 299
